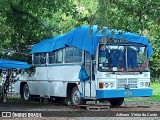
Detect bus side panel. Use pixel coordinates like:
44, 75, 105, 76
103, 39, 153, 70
28, 80, 68, 97
47, 65, 81, 82
47, 65, 81, 97
27, 65, 81, 97
49, 82, 68, 97
28, 67, 48, 96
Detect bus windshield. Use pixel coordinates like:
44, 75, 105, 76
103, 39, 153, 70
98, 43, 149, 72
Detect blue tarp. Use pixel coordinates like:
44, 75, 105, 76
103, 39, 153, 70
30, 25, 153, 57
30, 34, 66, 54
78, 66, 89, 82
0, 59, 31, 69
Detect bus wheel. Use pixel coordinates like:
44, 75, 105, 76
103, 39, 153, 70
71, 86, 85, 105
22, 84, 31, 101
109, 98, 124, 107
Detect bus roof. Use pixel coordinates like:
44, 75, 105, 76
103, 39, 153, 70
30, 25, 153, 57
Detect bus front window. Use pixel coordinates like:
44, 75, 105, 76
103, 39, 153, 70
98, 44, 149, 72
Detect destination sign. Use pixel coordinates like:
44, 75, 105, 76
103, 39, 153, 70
100, 37, 129, 43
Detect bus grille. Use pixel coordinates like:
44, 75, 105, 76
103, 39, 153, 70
117, 78, 138, 89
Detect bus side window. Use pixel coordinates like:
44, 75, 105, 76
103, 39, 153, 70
73, 48, 82, 62
66, 47, 73, 63
65, 47, 82, 63
33, 53, 40, 64
55, 49, 63, 63
33, 53, 46, 64
49, 51, 55, 64
40, 53, 46, 64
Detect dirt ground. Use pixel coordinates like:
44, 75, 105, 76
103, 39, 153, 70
0, 94, 160, 120
1, 93, 160, 111
1, 99, 160, 111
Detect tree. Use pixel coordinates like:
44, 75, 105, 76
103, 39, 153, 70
94, 0, 160, 79
0, 0, 82, 60
0, 0, 159, 78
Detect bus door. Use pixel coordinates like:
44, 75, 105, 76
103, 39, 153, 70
84, 51, 96, 97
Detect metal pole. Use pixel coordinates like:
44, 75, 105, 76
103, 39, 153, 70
125, 46, 128, 71
2, 70, 7, 103
10, 69, 13, 106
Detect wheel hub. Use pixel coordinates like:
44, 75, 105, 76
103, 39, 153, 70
24, 85, 30, 100
73, 91, 80, 104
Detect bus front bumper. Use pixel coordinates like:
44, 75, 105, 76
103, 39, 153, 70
96, 88, 152, 99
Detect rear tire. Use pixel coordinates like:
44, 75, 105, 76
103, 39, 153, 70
22, 83, 31, 101
109, 98, 124, 107
71, 86, 86, 105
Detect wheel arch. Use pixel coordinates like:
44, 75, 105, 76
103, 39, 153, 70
109, 97, 124, 106
66, 83, 77, 99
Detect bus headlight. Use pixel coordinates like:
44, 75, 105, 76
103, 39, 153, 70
99, 82, 115, 89
105, 82, 115, 88
110, 83, 114, 88
105, 83, 109, 88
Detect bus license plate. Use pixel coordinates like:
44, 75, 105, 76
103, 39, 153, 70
124, 90, 133, 96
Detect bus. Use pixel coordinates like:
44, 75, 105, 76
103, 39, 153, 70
13, 25, 153, 106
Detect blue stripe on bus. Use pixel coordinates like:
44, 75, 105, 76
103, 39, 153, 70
96, 88, 152, 98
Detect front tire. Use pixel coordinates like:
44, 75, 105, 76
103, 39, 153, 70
109, 98, 124, 107
71, 86, 85, 105
22, 83, 31, 101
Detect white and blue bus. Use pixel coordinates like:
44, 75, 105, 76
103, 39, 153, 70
14, 25, 153, 106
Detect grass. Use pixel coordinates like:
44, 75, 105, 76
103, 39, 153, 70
151, 81, 160, 95
148, 81, 160, 101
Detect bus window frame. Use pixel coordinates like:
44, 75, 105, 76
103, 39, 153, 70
65, 47, 82, 64
32, 53, 47, 65
97, 43, 149, 72
39, 47, 83, 66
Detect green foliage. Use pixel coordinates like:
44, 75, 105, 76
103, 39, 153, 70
0, 0, 82, 61
95, 0, 160, 79
151, 81, 160, 95
145, 82, 160, 101
0, 0, 159, 78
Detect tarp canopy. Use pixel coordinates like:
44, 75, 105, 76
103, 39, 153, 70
0, 59, 31, 69
30, 34, 66, 54
30, 25, 153, 57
